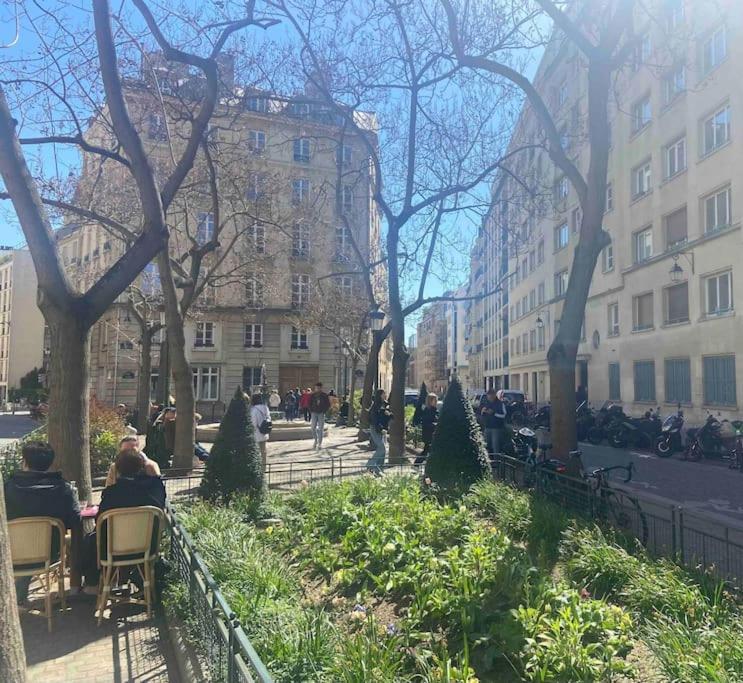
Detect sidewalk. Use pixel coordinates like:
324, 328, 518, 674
20, 582, 181, 683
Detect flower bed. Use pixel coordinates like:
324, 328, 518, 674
167, 476, 743, 682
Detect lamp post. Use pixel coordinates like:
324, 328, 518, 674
669, 251, 694, 283
536, 315, 544, 329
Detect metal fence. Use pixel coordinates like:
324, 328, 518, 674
492, 453, 743, 590
166, 501, 273, 683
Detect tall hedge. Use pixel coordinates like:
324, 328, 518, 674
424, 377, 490, 492
199, 387, 264, 504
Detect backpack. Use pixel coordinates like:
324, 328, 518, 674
259, 419, 273, 435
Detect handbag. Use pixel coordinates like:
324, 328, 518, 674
259, 419, 273, 434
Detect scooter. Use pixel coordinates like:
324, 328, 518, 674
685, 413, 727, 461
655, 406, 685, 458
607, 408, 661, 450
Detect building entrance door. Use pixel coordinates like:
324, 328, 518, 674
577, 360, 589, 399
279, 365, 319, 396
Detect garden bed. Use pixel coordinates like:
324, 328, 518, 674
166, 475, 743, 682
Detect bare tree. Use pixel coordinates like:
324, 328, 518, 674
443, 0, 640, 455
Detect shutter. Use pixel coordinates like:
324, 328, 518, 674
634, 361, 656, 401
665, 206, 687, 246
666, 283, 689, 323
609, 363, 621, 400
704, 355, 736, 405
664, 358, 691, 403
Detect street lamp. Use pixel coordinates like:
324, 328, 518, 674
369, 309, 385, 331
535, 315, 544, 329
669, 258, 684, 283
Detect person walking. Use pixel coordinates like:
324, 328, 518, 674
367, 389, 392, 474
250, 393, 272, 470
481, 388, 507, 455
283, 390, 297, 421
268, 389, 281, 413
414, 393, 439, 465
300, 388, 312, 422
309, 383, 331, 450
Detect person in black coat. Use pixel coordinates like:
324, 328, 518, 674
414, 393, 439, 465
83, 448, 166, 587
4, 441, 81, 603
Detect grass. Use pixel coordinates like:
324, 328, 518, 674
168, 476, 743, 682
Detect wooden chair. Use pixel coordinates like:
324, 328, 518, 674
8, 517, 67, 632
95, 506, 166, 624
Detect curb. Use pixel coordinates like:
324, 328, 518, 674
164, 608, 208, 683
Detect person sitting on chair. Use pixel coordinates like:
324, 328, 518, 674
4, 441, 81, 604
104, 436, 161, 487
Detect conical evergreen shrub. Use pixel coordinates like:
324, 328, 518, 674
424, 377, 490, 492
199, 386, 264, 504
412, 381, 428, 427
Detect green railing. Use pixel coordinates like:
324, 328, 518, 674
166, 501, 273, 683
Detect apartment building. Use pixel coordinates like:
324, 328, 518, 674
407, 333, 419, 389
416, 302, 448, 396
59, 56, 386, 415
475, 0, 742, 421
445, 288, 471, 394
0, 248, 45, 404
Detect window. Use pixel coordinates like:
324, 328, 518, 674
662, 64, 685, 105
537, 325, 545, 350
702, 25, 727, 76
193, 366, 219, 401
703, 355, 736, 405
290, 102, 310, 118
338, 275, 353, 299
338, 144, 352, 167
249, 221, 265, 254
602, 241, 614, 272
705, 270, 733, 315
557, 80, 568, 108
246, 96, 268, 113
632, 161, 652, 199
246, 172, 264, 200
665, 358, 691, 403
521, 258, 528, 279
291, 326, 309, 350
554, 222, 569, 251
662, 206, 687, 250
554, 176, 569, 201
521, 295, 528, 313
292, 222, 311, 259
665, 282, 689, 324
147, 114, 167, 141
248, 130, 266, 153
291, 274, 310, 308
633, 292, 654, 331
571, 206, 582, 233
537, 281, 545, 304
515, 300, 521, 318
634, 361, 656, 402
609, 362, 621, 401
529, 249, 536, 272
537, 240, 545, 264
335, 224, 352, 260
632, 33, 651, 71
293, 137, 310, 163
245, 277, 263, 308
194, 322, 214, 348
529, 289, 536, 310
631, 95, 651, 133
342, 185, 354, 212
605, 182, 614, 212
242, 367, 263, 393
141, 262, 161, 296
554, 269, 568, 298
704, 186, 731, 233
244, 323, 263, 348
529, 329, 536, 352
196, 212, 214, 244
665, 137, 686, 179
608, 302, 619, 336
702, 106, 730, 155
559, 127, 570, 151
292, 178, 310, 204
634, 227, 653, 263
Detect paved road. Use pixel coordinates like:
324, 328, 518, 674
0, 412, 38, 450
579, 441, 743, 524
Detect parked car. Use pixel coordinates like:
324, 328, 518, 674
404, 389, 420, 406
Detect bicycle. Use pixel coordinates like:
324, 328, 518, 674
584, 462, 649, 545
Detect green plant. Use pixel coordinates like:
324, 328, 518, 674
90, 429, 120, 475
199, 386, 264, 504
424, 378, 490, 494
513, 585, 634, 682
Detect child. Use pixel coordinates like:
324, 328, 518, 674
415, 393, 439, 465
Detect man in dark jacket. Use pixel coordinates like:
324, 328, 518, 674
309, 382, 331, 450
84, 448, 166, 587
480, 389, 507, 455
4, 441, 81, 603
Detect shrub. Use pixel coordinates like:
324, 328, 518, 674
199, 386, 264, 504
513, 585, 634, 682
424, 378, 489, 494
90, 430, 120, 475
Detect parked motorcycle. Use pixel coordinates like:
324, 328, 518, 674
529, 405, 551, 431
575, 402, 596, 442
510, 426, 538, 461
655, 406, 685, 458
585, 403, 619, 445
728, 420, 743, 470
607, 407, 661, 450
685, 413, 728, 461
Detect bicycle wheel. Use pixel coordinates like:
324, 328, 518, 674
603, 490, 649, 545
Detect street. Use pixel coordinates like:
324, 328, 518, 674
0, 412, 37, 450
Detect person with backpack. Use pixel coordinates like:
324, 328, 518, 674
367, 388, 393, 474
414, 393, 439, 465
283, 390, 297, 421
250, 393, 272, 470
309, 382, 331, 450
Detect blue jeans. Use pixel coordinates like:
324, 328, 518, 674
310, 412, 325, 447
367, 428, 386, 472
485, 427, 504, 455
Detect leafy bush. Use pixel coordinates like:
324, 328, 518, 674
424, 378, 490, 494
199, 387, 264, 504
90, 430, 120, 475
513, 585, 634, 682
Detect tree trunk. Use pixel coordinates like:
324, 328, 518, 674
45, 310, 92, 501
348, 358, 359, 425
155, 331, 170, 405
358, 329, 384, 435
0, 477, 26, 683
169, 329, 196, 470
387, 318, 409, 464
136, 333, 153, 433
